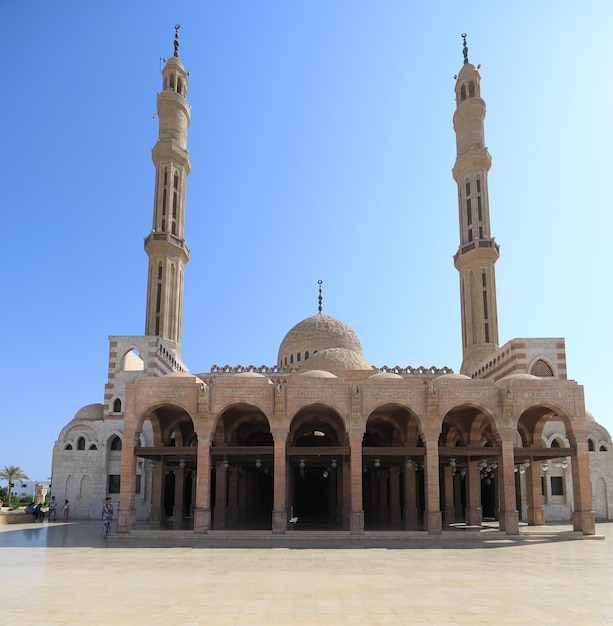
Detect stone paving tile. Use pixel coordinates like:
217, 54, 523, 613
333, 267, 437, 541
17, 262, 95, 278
1, 520, 613, 624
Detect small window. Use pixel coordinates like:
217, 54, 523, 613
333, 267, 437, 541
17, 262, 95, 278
551, 439, 560, 449
135, 475, 142, 494
297, 353, 301, 362
108, 475, 121, 494
550, 476, 564, 496
588, 439, 595, 452
305, 351, 309, 360
77, 437, 86, 450
110, 436, 122, 451
113, 398, 122, 413
531, 359, 554, 377
600, 445, 608, 452
64, 444, 73, 451
290, 355, 294, 364
89, 444, 98, 451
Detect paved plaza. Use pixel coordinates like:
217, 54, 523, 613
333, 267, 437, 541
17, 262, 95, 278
1, 520, 612, 625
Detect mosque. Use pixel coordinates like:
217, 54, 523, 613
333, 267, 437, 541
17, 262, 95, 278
52, 31, 611, 535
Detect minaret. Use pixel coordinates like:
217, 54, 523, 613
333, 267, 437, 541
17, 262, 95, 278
452, 35, 500, 375
144, 25, 191, 354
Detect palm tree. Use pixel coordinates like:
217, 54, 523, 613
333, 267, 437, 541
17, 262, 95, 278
0, 466, 29, 504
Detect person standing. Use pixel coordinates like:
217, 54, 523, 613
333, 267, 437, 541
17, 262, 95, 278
62, 499, 70, 522
101, 497, 113, 537
48, 496, 57, 522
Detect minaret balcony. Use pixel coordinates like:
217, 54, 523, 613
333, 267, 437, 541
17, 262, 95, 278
453, 239, 500, 264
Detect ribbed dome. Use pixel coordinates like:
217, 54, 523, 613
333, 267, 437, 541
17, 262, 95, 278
278, 313, 364, 368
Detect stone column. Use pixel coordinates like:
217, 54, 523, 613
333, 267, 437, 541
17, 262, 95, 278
227, 465, 239, 525
526, 460, 545, 526
342, 459, 351, 529
498, 433, 519, 535
443, 465, 455, 524
568, 432, 596, 535
172, 466, 185, 520
213, 462, 227, 529
117, 421, 138, 533
403, 465, 418, 529
272, 437, 287, 534
424, 439, 442, 534
350, 440, 364, 534
465, 459, 482, 526
389, 468, 401, 526
150, 461, 164, 523
194, 440, 212, 533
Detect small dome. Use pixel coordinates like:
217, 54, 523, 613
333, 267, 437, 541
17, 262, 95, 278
278, 313, 364, 369
497, 373, 539, 383
232, 372, 273, 383
298, 370, 338, 379
73, 403, 104, 422
434, 373, 472, 382
366, 372, 403, 381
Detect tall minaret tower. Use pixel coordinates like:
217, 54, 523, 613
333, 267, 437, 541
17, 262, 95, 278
144, 25, 191, 354
452, 35, 500, 375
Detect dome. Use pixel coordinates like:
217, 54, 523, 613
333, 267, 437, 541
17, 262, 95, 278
298, 370, 338, 379
299, 348, 372, 372
73, 403, 104, 422
497, 373, 539, 383
278, 313, 364, 367
366, 372, 403, 381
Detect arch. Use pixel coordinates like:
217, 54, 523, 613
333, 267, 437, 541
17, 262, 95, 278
77, 437, 86, 450
517, 406, 574, 448
121, 348, 144, 371
460, 84, 467, 102
289, 404, 347, 447
588, 438, 596, 452
468, 80, 475, 97
113, 398, 122, 413
64, 443, 73, 451
88, 443, 98, 450
213, 402, 273, 446
364, 403, 420, 447
110, 435, 122, 451
177, 77, 183, 95
600, 444, 609, 452
530, 358, 555, 377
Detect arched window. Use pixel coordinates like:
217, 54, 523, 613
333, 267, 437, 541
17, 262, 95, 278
305, 351, 309, 360
110, 436, 122, 451
588, 439, 595, 451
551, 439, 560, 448
600, 445, 609, 452
297, 353, 301, 362
64, 444, 73, 451
113, 398, 122, 413
530, 359, 554, 377
460, 84, 466, 102
89, 444, 98, 451
469, 81, 475, 97
77, 437, 86, 450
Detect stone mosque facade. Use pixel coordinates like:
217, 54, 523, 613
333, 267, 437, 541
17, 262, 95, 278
52, 32, 611, 535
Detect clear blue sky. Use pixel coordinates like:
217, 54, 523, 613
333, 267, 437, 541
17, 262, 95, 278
1, 1, 612, 481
